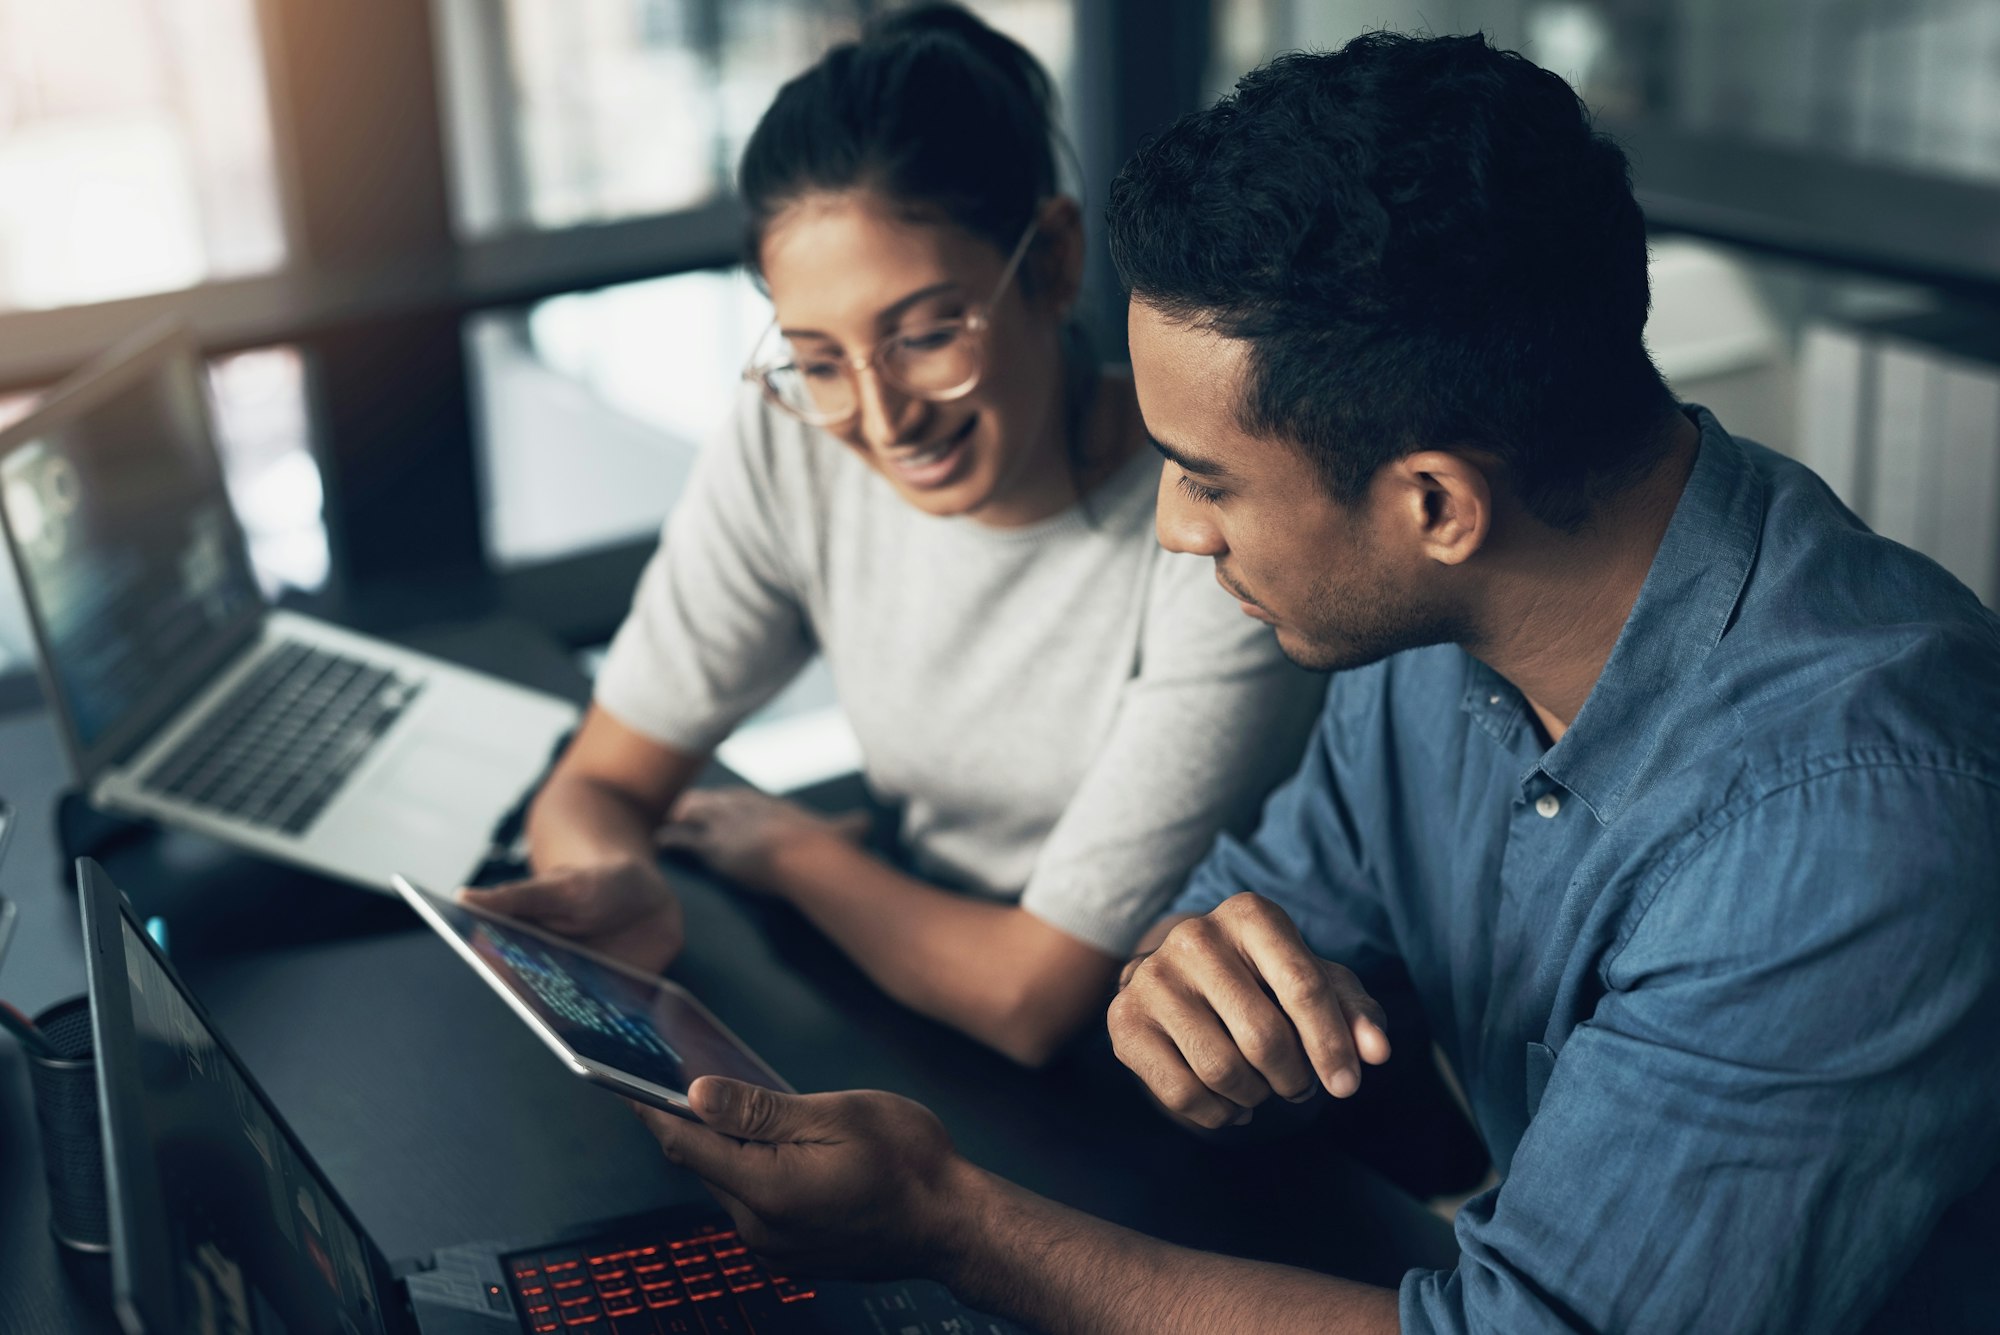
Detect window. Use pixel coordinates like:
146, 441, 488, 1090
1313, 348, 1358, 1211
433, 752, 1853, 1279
0, 0, 286, 312
1211, 1, 2000, 186
469, 267, 771, 567
434, 0, 1076, 238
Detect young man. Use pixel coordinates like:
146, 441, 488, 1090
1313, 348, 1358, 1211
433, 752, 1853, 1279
634, 33, 2000, 1334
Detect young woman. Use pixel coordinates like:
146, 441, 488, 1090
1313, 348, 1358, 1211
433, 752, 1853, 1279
462, 4, 1321, 1065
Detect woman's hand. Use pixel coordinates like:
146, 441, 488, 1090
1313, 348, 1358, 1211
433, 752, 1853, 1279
457, 859, 685, 975
656, 788, 871, 897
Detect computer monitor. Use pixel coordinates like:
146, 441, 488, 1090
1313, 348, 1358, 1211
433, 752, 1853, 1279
81, 858, 395, 1335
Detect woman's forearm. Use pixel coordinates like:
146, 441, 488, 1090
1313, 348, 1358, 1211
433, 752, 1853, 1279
767, 836, 1119, 1064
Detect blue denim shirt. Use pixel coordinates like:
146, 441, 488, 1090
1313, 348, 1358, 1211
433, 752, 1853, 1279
1173, 409, 2000, 1334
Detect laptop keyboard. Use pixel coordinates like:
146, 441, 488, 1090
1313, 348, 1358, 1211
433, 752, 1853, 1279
507, 1222, 816, 1333
140, 641, 423, 836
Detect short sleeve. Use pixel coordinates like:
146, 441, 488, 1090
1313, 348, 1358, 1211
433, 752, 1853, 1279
1400, 762, 2000, 1335
593, 392, 818, 755
1017, 549, 1326, 956
1166, 667, 1404, 983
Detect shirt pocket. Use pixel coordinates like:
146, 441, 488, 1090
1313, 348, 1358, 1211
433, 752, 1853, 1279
1524, 1041, 1557, 1121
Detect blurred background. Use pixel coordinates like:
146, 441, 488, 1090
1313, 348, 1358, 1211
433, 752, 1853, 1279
1, 0, 1996, 783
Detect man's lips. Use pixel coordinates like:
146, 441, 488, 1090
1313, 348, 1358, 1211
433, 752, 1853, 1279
1216, 570, 1274, 621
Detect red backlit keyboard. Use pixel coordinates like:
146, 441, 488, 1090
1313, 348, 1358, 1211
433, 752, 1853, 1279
507, 1222, 816, 1333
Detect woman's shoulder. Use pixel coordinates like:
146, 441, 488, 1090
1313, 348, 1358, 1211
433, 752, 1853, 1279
1137, 544, 1301, 679
706, 382, 892, 529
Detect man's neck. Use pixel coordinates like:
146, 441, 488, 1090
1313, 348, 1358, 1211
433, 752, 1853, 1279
1468, 412, 1701, 746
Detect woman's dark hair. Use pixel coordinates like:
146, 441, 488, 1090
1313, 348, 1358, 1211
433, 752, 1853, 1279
739, 3, 1058, 271
1109, 32, 1678, 530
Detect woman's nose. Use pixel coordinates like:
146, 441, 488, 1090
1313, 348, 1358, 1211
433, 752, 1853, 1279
854, 366, 924, 451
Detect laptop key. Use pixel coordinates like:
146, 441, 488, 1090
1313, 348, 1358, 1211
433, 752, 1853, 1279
141, 641, 423, 837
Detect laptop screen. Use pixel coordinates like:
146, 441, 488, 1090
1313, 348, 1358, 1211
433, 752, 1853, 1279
0, 340, 261, 754
103, 905, 391, 1335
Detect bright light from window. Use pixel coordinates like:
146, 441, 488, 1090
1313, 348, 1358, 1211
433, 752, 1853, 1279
435, 0, 1075, 238
0, 0, 286, 312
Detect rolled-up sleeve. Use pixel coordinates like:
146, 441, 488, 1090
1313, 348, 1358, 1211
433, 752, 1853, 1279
1401, 762, 2000, 1334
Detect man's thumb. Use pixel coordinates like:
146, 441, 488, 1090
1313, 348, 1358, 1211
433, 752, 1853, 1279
690, 1077, 813, 1143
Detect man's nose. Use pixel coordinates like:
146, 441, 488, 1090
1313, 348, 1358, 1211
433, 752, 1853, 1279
1156, 465, 1225, 557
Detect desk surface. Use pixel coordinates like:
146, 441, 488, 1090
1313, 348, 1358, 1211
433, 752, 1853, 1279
0, 616, 1454, 1334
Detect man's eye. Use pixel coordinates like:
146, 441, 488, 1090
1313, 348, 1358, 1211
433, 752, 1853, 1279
1177, 473, 1224, 505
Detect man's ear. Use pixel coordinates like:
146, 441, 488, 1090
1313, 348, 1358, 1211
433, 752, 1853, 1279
1389, 450, 1492, 566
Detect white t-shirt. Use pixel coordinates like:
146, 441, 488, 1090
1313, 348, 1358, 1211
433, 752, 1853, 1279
596, 386, 1323, 955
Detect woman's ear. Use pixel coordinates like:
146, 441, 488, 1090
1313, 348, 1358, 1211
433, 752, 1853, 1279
1032, 196, 1086, 313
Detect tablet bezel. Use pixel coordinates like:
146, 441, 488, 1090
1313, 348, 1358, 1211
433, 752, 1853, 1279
390, 874, 793, 1115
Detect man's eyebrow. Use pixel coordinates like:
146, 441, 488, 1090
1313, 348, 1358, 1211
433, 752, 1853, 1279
1145, 431, 1234, 480
779, 281, 961, 340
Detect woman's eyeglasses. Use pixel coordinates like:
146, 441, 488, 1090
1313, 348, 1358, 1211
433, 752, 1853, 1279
743, 215, 1040, 428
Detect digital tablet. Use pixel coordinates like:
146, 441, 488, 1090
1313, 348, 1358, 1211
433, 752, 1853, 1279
391, 874, 792, 1117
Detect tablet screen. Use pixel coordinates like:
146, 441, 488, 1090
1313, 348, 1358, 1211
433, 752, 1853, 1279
410, 886, 784, 1097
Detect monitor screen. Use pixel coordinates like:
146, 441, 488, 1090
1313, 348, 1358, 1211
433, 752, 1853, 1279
115, 912, 389, 1335
0, 348, 259, 751
421, 888, 784, 1096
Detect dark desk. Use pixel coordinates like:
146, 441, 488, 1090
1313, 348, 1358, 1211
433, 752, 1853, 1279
0, 616, 1455, 1334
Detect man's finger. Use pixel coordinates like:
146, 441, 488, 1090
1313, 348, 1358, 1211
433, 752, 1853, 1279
689, 1077, 822, 1144
1232, 906, 1362, 1095
1146, 979, 1282, 1111
1327, 969, 1393, 1066
633, 1103, 770, 1192
1109, 1015, 1249, 1130
1186, 950, 1319, 1102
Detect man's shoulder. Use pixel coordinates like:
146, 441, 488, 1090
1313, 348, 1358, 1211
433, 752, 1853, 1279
1708, 442, 2000, 794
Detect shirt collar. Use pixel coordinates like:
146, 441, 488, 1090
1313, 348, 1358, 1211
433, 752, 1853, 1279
1463, 407, 1764, 822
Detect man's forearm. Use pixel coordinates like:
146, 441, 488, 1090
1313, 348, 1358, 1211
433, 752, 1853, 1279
936, 1161, 1401, 1335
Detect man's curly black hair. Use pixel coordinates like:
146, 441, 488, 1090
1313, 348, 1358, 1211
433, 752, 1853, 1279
1109, 32, 1677, 529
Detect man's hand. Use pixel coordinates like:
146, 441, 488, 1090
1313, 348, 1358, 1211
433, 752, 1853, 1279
656, 788, 870, 897
457, 859, 684, 975
633, 1078, 974, 1280
1108, 893, 1390, 1130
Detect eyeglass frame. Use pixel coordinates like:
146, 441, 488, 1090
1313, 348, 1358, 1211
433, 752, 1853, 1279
740, 210, 1043, 428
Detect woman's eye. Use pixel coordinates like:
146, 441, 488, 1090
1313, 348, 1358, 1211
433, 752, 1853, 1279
799, 361, 844, 381
898, 327, 960, 353
1176, 473, 1224, 505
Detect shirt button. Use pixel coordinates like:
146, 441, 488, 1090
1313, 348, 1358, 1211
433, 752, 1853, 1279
1488, 694, 1501, 705
1535, 793, 1561, 819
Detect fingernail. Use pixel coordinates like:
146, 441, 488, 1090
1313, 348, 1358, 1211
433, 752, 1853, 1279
1285, 1088, 1315, 1104
1328, 1068, 1359, 1098
1230, 1108, 1253, 1126
697, 1078, 736, 1121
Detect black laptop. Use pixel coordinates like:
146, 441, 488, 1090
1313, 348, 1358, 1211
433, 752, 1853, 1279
77, 858, 1022, 1334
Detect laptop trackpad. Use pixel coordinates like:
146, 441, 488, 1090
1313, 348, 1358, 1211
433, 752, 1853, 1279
376, 735, 525, 817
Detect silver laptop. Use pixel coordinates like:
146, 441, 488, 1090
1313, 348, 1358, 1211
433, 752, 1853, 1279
0, 325, 578, 893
